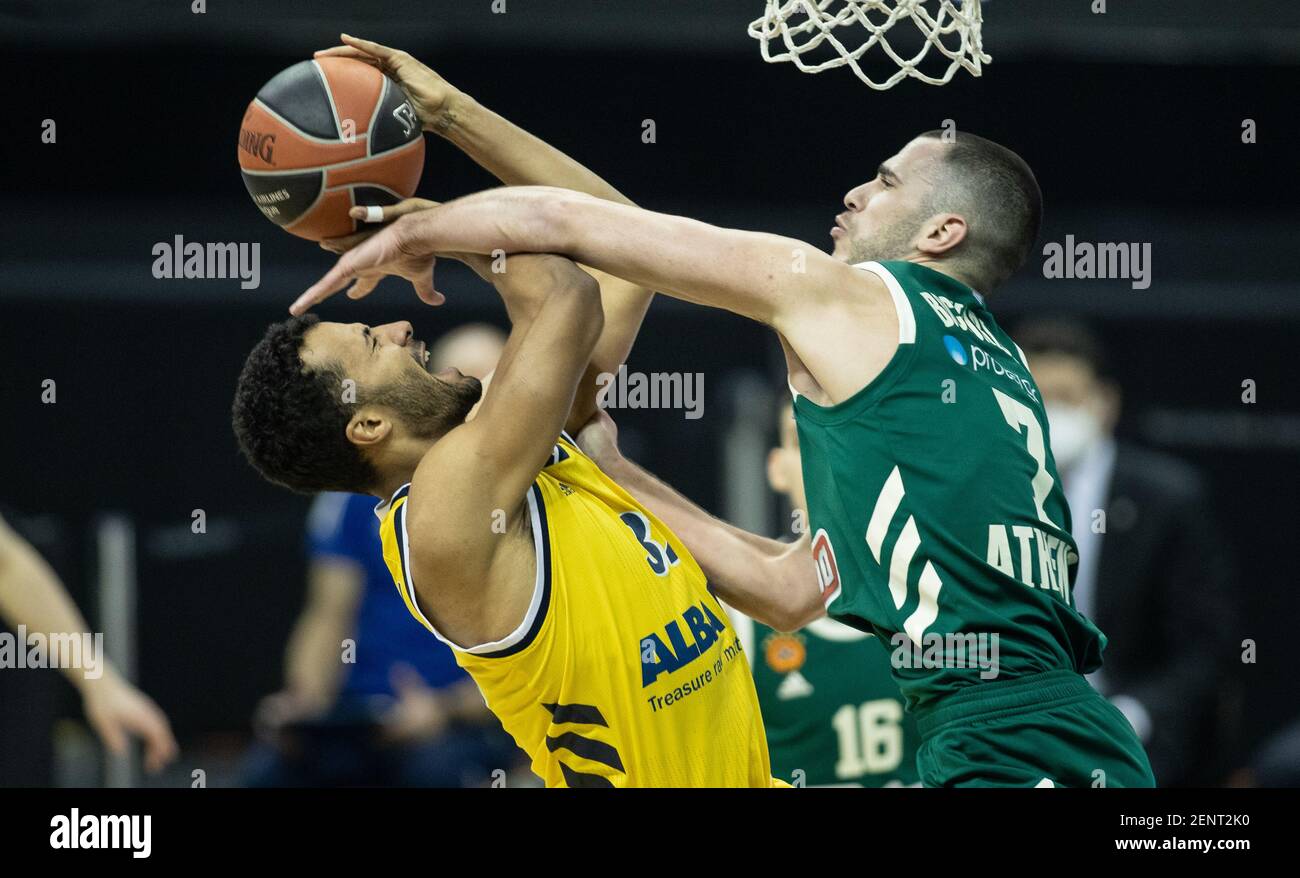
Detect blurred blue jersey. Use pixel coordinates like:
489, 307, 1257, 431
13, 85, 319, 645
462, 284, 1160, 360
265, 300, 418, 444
306, 492, 467, 697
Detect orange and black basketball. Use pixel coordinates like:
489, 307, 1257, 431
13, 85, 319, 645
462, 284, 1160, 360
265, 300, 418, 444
237, 57, 425, 241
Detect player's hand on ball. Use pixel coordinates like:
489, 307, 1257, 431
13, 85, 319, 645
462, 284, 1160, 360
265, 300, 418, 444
307, 197, 443, 310
314, 35, 463, 132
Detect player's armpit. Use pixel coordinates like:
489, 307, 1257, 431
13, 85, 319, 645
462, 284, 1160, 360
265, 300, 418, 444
775, 266, 902, 405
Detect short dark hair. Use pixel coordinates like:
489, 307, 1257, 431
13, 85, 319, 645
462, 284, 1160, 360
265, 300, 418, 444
231, 316, 376, 494
1013, 317, 1111, 382
919, 130, 1043, 293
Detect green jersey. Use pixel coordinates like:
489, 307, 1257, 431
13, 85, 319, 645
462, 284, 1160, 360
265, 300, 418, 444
793, 261, 1105, 712
734, 614, 920, 787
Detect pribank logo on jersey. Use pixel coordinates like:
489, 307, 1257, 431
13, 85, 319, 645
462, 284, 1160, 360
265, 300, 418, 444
969, 344, 1039, 403
942, 334, 1039, 404
943, 334, 967, 366
639, 603, 728, 686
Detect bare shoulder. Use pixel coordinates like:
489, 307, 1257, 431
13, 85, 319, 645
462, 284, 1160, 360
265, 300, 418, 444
401, 430, 537, 647
402, 422, 523, 568
772, 254, 894, 329
778, 260, 901, 405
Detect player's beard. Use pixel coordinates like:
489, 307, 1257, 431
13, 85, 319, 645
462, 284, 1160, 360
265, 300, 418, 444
370, 369, 483, 439
845, 206, 930, 266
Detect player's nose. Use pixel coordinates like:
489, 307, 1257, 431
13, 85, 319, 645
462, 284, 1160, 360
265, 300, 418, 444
843, 183, 869, 212
376, 321, 414, 346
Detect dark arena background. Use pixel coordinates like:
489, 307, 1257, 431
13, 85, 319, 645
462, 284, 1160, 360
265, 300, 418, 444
0, 0, 1297, 823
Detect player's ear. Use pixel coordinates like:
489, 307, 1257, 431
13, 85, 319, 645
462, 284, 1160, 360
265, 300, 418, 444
767, 447, 790, 494
916, 212, 968, 256
347, 407, 393, 448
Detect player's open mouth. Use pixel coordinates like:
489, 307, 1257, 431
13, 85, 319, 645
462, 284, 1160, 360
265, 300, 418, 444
411, 341, 430, 371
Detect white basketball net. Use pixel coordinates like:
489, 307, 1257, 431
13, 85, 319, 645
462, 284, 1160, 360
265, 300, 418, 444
748, 0, 991, 90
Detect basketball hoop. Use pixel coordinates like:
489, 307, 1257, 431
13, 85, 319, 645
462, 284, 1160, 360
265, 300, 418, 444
748, 0, 991, 90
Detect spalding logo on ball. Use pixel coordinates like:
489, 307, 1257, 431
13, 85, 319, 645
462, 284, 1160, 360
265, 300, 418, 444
237, 57, 425, 241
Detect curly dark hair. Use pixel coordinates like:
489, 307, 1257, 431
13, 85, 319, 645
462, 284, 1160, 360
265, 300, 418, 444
231, 316, 377, 494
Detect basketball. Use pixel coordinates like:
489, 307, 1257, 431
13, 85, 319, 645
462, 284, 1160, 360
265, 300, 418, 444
237, 57, 425, 241
13, 1, 1300, 852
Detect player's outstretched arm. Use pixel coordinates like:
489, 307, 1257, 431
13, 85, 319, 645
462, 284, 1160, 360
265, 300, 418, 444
298, 186, 861, 329
577, 412, 825, 631
298, 188, 898, 404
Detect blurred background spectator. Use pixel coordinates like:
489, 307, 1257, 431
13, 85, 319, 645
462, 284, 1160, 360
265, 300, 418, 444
1015, 319, 1241, 786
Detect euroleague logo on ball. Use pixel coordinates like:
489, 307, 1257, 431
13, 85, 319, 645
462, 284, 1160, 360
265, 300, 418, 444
392, 101, 418, 137
236, 58, 425, 240
238, 126, 276, 165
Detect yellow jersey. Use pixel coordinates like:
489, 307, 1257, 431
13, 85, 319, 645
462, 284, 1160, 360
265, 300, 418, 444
377, 431, 774, 787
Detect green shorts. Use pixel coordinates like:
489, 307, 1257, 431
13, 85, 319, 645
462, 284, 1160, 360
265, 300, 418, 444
913, 669, 1156, 788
